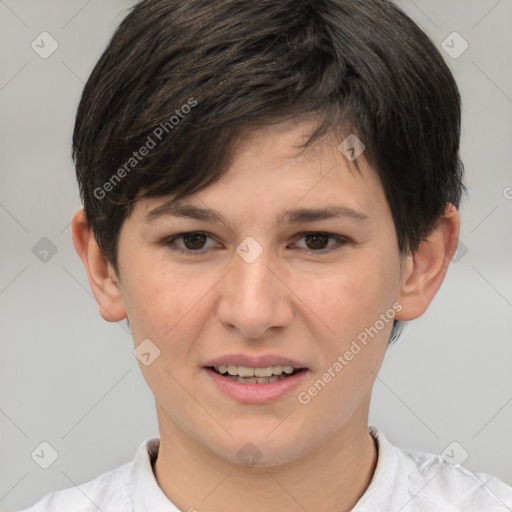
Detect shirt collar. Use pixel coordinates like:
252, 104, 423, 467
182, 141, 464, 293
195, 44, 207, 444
130, 436, 179, 512
352, 425, 406, 511
128, 425, 397, 511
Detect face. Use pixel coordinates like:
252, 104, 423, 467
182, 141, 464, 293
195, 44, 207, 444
113, 119, 405, 465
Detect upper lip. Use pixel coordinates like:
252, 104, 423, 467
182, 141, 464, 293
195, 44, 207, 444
204, 353, 308, 369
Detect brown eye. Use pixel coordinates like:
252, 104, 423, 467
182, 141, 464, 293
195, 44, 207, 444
293, 232, 346, 253
181, 233, 208, 250
303, 233, 330, 250
166, 232, 218, 253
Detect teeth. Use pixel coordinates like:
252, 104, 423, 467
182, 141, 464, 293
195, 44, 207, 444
254, 367, 273, 378
224, 375, 284, 384
214, 364, 297, 378
239, 366, 257, 377
272, 365, 283, 375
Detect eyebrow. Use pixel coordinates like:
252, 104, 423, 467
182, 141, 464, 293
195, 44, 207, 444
144, 200, 369, 227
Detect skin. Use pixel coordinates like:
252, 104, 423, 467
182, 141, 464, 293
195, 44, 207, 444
72, 117, 459, 512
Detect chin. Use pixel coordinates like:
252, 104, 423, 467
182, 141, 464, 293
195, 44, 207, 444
199, 427, 312, 469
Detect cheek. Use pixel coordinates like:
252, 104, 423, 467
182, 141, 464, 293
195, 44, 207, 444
291, 259, 392, 341
123, 262, 203, 342
294, 265, 394, 420
125, 264, 211, 395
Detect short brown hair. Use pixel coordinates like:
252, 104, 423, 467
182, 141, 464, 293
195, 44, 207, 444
72, 0, 465, 340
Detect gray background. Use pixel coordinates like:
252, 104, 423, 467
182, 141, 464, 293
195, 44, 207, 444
1, 0, 511, 510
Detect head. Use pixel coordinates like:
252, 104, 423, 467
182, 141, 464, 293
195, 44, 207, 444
71, 0, 463, 465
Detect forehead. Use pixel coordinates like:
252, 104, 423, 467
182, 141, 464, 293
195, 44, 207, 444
134, 119, 386, 225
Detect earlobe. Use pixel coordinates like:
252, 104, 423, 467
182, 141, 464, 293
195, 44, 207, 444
395, 204, 460, 321
70, 208, 127, 323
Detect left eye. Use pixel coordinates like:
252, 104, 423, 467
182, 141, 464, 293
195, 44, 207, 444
293, 232, 345, 252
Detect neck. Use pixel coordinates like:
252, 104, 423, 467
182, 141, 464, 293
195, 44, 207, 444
153, 408, 378, 512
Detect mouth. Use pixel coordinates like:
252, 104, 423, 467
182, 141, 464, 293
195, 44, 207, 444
203, 354, 310, 403
207, 364, 307, 384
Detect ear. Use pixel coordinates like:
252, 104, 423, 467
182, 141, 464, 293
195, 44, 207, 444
395, 203, 460, 321
71, 208, 127, 322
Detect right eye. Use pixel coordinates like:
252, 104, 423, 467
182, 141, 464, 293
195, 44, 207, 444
164, 232, 220, 253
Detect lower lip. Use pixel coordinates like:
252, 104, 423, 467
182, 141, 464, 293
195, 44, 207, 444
204, 368, 309, 404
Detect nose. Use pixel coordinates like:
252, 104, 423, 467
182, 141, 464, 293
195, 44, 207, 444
216, 245, 294, 340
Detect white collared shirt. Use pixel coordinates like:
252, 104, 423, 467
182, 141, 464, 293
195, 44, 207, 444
20, 425, 512, 512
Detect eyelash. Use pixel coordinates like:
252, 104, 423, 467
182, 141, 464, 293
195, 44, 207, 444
164, 231, 349, 255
